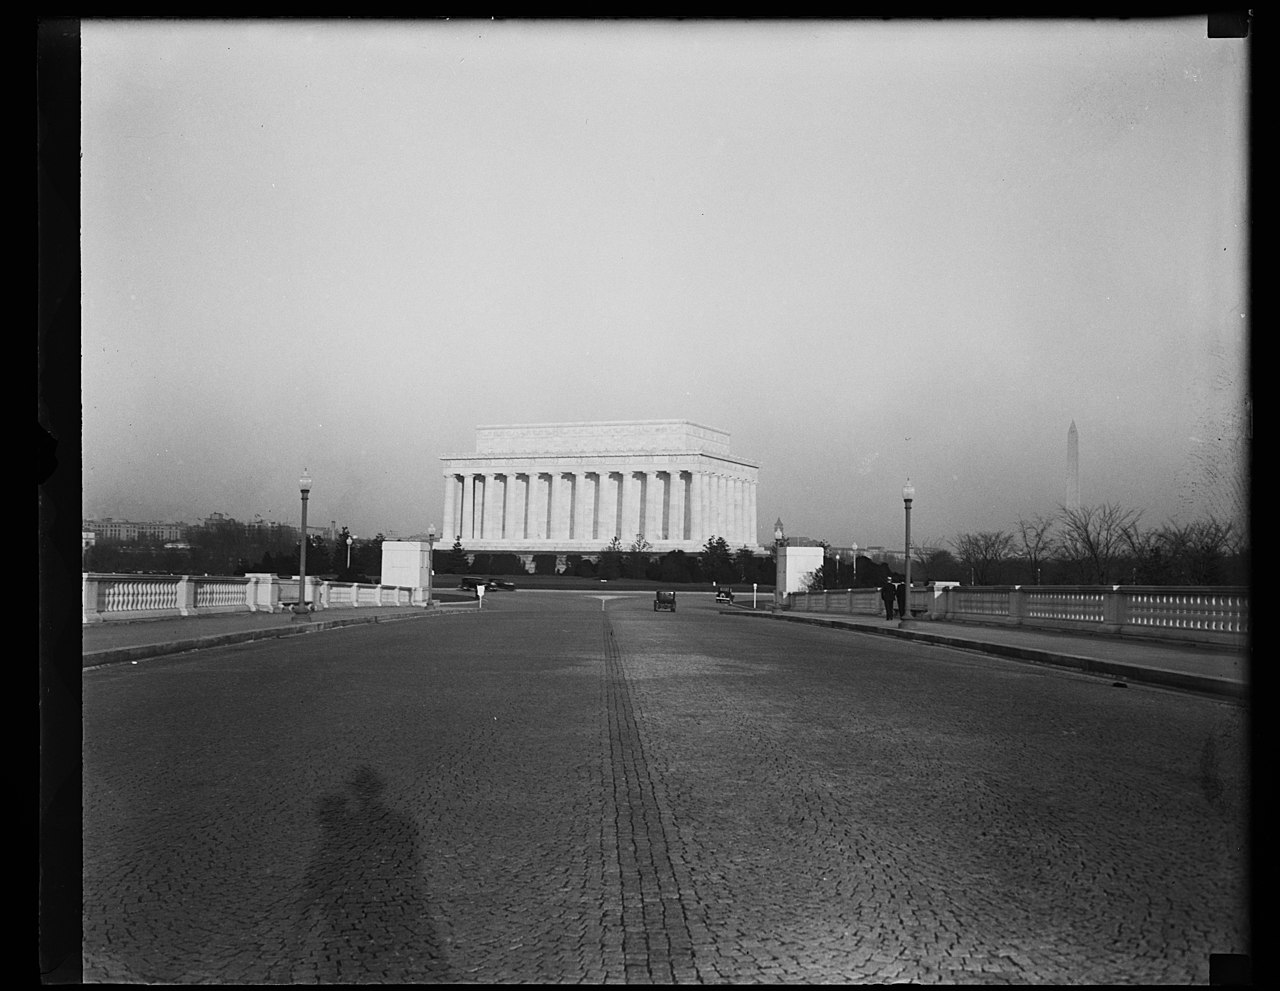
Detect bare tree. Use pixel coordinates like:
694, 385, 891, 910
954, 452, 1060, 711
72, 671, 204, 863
1120, 521, 1166, 585
1015, 514, 1056, 584
912, 538, 957, 583
1056, 503, 1141, 584
1127, 516, 1240, 585
951, 531, 1015, 585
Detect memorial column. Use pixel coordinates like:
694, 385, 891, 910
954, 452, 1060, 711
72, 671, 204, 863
723, 475, 733, 540
443, 474, 458, 541
478, 474, 491, 540
670, 470, 687, 542
478, 474, 493, 540
561, 472, 576, 540
642, 472, 660, 540
460, 475, 475, 541
621, 471, 640, 543
516, 473, 531, 541
598, 472, 618, 541
657, 472, 671, 540
537, 473, 553, 539
728, 475, 737, 542
727, 475, 738, 543
581, 472, 598, 542
503, 472, 519, 540
693, 471, 707, 542
471, 475, 484, 541
732, 477, 744, 546
706, 472, 718, 541
549, 471, 566, 540
724, 476, 735, 545
528, 474, 542, 539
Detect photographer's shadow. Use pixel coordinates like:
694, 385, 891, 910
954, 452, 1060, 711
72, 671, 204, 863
299, 766, 448, 983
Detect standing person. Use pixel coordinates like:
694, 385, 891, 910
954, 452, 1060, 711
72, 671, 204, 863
880, 577, 896, 620
896, 580, 908, 620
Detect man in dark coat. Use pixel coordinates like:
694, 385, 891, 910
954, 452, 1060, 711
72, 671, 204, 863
896, 580, 908, 620
880, 578, 896, 620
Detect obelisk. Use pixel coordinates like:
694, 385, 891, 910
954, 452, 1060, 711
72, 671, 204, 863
1066, 420, 1080, 510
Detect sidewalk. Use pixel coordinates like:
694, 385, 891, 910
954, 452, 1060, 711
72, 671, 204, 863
731, 608, 1248, 702
80, 603, 477, 668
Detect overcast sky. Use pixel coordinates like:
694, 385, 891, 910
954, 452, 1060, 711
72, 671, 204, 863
80, 18, 1249, 550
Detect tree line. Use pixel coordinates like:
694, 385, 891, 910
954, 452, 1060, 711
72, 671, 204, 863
805, 504, 1246, 591
82, 518, 386, 582
434, 534, 777, 585
84, 503, 1246, 589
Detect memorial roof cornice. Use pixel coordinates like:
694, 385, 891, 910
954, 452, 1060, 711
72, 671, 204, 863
474, 418, 725, 432
439, 451, 760, 469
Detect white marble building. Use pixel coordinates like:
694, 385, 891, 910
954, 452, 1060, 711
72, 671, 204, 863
440, 420, 761, 554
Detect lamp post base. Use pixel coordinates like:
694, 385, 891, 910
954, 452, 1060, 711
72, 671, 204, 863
290, 602, 312, 621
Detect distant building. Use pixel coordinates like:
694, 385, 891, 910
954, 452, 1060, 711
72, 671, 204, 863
83, 517, 188, 542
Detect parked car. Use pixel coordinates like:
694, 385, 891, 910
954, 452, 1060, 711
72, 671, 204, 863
486, 579, 517, 591
459, 576, 482, 591
715, 586, 735, 603
654, 590, 677, 612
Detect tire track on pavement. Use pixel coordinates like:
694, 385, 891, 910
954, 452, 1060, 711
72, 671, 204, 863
601, 614, 701, 984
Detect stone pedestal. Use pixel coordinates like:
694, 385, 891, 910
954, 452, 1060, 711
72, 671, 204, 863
381, 540, 434, 602
776, 546, 825, 599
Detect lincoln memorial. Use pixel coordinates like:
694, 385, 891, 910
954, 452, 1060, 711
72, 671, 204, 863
441, 420, 761, 555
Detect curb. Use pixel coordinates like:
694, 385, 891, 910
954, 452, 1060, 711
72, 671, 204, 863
81, 608, 463, 669
728, 610, 1247, 702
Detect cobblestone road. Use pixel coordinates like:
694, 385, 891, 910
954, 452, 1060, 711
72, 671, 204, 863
82, 593, 1249, 983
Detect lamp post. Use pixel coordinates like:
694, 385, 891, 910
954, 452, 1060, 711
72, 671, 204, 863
851, 541, 858, 586
294, 470, 313, 616
346, 534, 354, 571
426, 524, 438, 606
772, 519, 785, 609
899, 479, 914, 627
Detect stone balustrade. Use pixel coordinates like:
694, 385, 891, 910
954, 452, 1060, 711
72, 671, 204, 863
82, 572, 423, 625
783, 584, 1249, 647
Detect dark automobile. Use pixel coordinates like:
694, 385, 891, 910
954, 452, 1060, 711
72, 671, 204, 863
654, 590, 676, 612
459, 576, 482, 591
715, 586, 735, 603
486, 579, 517, 591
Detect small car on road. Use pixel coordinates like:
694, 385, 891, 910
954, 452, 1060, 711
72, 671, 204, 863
486, 579, 517, 591
654, 590, 677, 612
715, 586, 735, 603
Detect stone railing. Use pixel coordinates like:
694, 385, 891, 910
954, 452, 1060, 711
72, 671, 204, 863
82, 572, 426, 624
782, 584, 1249, 647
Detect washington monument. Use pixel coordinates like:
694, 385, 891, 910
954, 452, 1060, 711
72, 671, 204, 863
1066, 421, 1080, 511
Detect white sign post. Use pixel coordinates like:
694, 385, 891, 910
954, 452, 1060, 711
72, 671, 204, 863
476, 583, 486, 609
753, 583, 758, 609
